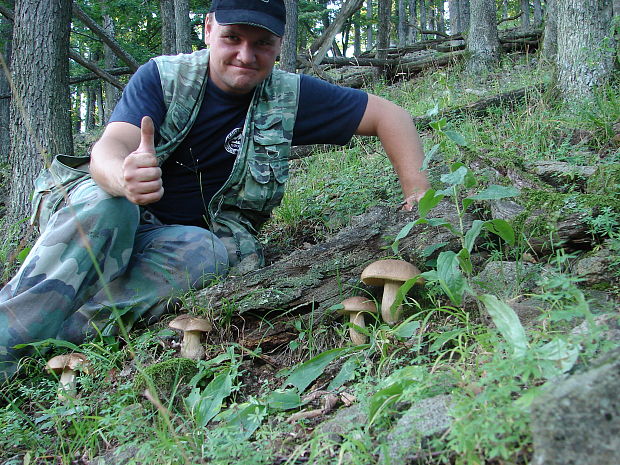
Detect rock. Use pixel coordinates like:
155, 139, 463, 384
88, 445, 140, 465
575, 244, 617, 287
530, 347, 620, 465
571, 313, 620, 344
586, 164, 620, 196
314, 404, 368, 442
472, 261, 540, 299
490, 199, 525, 222
378, 394, 453, 465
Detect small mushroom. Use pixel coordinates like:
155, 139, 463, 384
361, 259, 423, 325
169, 314, 212, 360
337, 296, 378, 345
45, 353, 90, 399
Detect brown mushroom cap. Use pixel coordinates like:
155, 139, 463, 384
337, 296, 377, 315
361, 259, 422, 286
45, 353, 90, 374
169, 314, 212, 333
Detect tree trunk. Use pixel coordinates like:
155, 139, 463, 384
85, 85, 95, 131
398, 0, 407, 47
420, 0, 427, 38
174, 0, 192, 54
520, 0, 530, 29
556, 0, 615, 101
366, 0, 373, 51
0, 17, 12, 165
408, 0, 418, 44
436, 0, 445, 35
310, 0, 364, 65
281, 0, 298, 72
449, 0, 459, 34
354, 10, 362, 55
533, 0, 543, 25
102, 11, 120, 123
502, 0, 508, 19
377, 0, 392, 62
465, 0, 501, 74
72, 89, 81, 132
9, 0, 73, 223
460, 0, 470, 33
541, 0, 557, 63
160, 0, 176, 55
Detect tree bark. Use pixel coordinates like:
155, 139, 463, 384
0, 16, 12, 164
281, 0, 298, 72
377, 0, 392, 62
174, 0, 192, 54
102, 10, 121, 123
366, 0, 373, 51
520, 0, 530, 29
9, 0, 73, 223
160, 0, 176, 55
533, 0, 543, 25
354, 10, 362, 55
556, 0, 615, 101
408, 0, 418, 44
465, 0, 501, 74
398, 0, 407, 47
541, 0, 557, 63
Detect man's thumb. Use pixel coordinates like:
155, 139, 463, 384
137, 115, 155, 153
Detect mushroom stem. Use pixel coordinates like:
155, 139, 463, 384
381, 281, 402, 325
349, 312, 367, 345
180, 330, 206, 360
58, 369, 78, 399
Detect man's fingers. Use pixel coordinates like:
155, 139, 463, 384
137, 115, 156, 154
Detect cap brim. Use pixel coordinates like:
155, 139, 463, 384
215, 10, 284, 37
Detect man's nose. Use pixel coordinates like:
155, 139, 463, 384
237, 42, 256, 64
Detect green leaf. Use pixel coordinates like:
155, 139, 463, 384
418, 189, 444, 218
483, 219, 515, 246
14, 338, 81, 351
327, 356, 361, 391
185, 370, 233, 427
536, 339, 580, 379
479, 294, 528, 358
393, 318, 421, 339
16, 247, 31, 264
284, 347, 350, 393
425, 103, 439, 118
469, 185, 520, 201
391, 219, 424, 254
390, 274, 425, 318
444, 129, 467, 146
223, 403, 268, 440
464, 220, 485, 252
422, 242, 448, 257
421, 144, 440, 171
437, 251, 466, 306
440, 166, 469, 187
456, 248, 472, 274
265, 389, 302, 411
368, 381, 411, 425
429, 117, 447, 131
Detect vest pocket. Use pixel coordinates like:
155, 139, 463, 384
236, 152, 289, 212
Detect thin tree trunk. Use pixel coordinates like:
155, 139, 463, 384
533, 0, 543, 25
521, 0, 530, 29
85, 86, 95, 131
72, 89, 81, 133
9, 0, 73, 223
408, 0, 418, 44
102, 10, 120, 123
281, 0, 298, 72
354, 10, 362, 55
366, 0, 374, 51
310, 0, 364, 65
449, 0, 460, 34
465, 0, 501, 74
398, 0, 407, 47
541, 0, 557, 63
174, 0, 192, 53
502, 0, 508, 19
460, 0, 469, 32
436, 0, 445, 35
556, 0, 615, 101
161, 0, 176, 54
377, 0, 391, 61
420, 0, 427, 39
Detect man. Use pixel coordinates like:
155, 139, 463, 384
0, 0, 429, 379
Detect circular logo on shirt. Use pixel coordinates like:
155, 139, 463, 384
224, 127, 242, 155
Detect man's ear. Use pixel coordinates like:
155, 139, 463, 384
204, 14, 213, 46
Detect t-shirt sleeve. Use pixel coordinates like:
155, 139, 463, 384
292, 75, 368, 146
109, 60, 167, 135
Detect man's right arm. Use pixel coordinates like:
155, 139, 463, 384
90, 116, 164, 205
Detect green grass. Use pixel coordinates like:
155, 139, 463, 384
1, 56, 620, 464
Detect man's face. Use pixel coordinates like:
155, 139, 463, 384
205, 16, 282, 95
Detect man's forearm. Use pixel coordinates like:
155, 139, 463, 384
90, 138, 132, 198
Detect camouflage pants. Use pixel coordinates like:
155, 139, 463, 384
0, 179, 229, 380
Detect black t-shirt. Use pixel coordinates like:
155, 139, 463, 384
110, 59, 368, 226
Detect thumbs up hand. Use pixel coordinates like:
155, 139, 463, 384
122, 116, 164, 205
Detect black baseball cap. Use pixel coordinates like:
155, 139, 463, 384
209, 0, 286, 37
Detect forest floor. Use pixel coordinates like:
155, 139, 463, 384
1, 54, 619, 465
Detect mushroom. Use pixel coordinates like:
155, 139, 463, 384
46, 353, 90, 399
337, 296, 378, 345
168, 314, 212, 360
360, 259, 423, 325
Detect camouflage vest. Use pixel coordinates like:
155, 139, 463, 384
32, 49, 300, 274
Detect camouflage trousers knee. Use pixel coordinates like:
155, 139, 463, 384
0, 178, 229, 380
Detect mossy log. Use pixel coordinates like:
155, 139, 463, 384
193, 202, 472, 319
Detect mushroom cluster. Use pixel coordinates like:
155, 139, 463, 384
337, 259, 423, 343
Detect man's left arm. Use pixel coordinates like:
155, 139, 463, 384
355, 94, 430, 211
